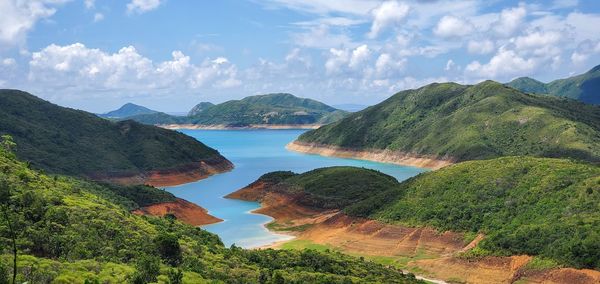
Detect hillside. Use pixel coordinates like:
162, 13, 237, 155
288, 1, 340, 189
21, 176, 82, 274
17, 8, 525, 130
232, 158, 600, 272
0, 89, 232, 186
294, 81, 600, 165
99, 102, 158, 118
0, 139, 422, 283
121, 93, 348, 127
187, 102, 215, 116
506, 64, 600, 104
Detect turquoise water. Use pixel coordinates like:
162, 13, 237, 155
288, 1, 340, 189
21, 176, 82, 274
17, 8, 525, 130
165, 129, 426, 248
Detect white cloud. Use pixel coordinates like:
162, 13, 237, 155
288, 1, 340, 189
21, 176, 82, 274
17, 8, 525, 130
127, 0, 162, 14
467, 40, 495, 54
349, 44, 370, 68
465, 48, 537, 79
368, 1, 410, 38
2, 58, 16, 67
493, 6, 527, 37
325, 48, 349, 75
375, 53, 406, 76
0, 0, 70, 47
445, 59, 455, 71
292, 25, 353, 49
93, 13, 104, 22
84, 0, 95, 9
28, 43, 241, 93
433, 15, 474, 38
551, 0, 578, 9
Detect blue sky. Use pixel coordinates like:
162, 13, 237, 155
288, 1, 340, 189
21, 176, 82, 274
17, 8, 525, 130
1, 0, 600, 112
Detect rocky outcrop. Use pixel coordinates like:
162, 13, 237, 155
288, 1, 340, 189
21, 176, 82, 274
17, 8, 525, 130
132, 198, 222, 226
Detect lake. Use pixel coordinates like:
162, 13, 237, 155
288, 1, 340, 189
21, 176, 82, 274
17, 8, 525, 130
166, 129, 427, 248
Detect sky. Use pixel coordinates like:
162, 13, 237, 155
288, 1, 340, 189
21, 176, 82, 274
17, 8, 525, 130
1, 0, 600, 113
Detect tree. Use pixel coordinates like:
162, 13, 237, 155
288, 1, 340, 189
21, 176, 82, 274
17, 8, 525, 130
131, 255, 160, 284
0, 179, 16, 284
167, 268, 183, 284
155, 233, 182, 266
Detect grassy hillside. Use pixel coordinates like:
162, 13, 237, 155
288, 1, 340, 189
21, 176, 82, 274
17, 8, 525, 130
297, 81, 600, 163
187, 102, 215, 116
188, 93, 348, 125
122, 93, 348, 126
506, 64, 600, 104
251, 159, 600, 270
0, 89, 229, 179
100, 103, 158, 118
0, 142, 421, 283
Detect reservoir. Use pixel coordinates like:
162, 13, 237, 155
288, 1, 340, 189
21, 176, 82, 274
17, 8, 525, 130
166, 129, 426, 248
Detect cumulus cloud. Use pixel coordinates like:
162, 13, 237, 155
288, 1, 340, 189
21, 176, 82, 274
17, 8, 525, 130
127, 0, 162, 14
493, 6, 527, 37
467, 40, 495, 54
349, 44, 371, 68
93, 13, 104, 22
465, 48, 537, 79
368, 1, 410, 38
28, 43, 241, 93
433, 15, 474, 38
0, 0, 70, 47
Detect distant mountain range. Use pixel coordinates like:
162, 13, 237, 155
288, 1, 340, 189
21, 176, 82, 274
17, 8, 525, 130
0, 89, 232, 185
101, 93, 348, 126
506, 64, 600, 104
294, 80, 600, 164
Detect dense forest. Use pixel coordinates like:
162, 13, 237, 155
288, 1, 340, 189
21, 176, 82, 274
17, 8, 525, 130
297, 81, 600, 163
0, 89, 230, 179
0, 136, 422, 283
249, 158, 600, 270
506, 64, 600, 104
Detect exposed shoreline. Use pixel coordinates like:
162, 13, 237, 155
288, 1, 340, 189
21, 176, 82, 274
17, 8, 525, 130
93, 157, 234, 187
227, 180, 600, 284
132, 198, 222, 226
287, 141, 454, 170
158, 124, 323, 130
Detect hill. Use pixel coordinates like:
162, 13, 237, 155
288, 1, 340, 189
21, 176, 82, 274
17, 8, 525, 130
121, 93, 348, 127
100, 102, 158, 118
0, 139, 422, 283
187, 102, 215, 116
233, 158, 600, 271
506, 64, 600, 104
293, 81, 600, 165
0, 89, 232, 186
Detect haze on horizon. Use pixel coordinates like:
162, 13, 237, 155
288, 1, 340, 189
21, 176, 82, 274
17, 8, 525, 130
1, 0, 600, 113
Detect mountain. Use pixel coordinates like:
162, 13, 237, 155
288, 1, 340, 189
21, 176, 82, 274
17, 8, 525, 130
234, 157, 600, 271
122, 93, 348, 126
0, 89, 232, 185
506, 64, 600, 104
0, 141, 421, 283
100, 102, 158, 118
187, 101, 215, 116
293, 81, 600, 164
186, 93, 348, 126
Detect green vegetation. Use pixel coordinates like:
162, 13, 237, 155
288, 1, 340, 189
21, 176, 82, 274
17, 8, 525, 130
125, 93, 349, 126
100, 103, 158, 118
253, 159, 600, 270
0, 89, 229, 179
298, 81, 600, 163
506, 64, 600, 104
187, 102, 215, 116
0, 138, 422, 283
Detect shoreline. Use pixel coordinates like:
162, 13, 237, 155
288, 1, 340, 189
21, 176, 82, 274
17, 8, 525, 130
132, 198, 223, 226
158, 124, 323, 130
286, 141, 454, 170
94, 157, 234, 187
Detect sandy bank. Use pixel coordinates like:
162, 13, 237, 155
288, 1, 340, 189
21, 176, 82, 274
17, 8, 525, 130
159, 124, 323, 130
93, 156, 234, 187
132, 198, 222, 226
228, 181, 600, 284
287, 141, 454, 170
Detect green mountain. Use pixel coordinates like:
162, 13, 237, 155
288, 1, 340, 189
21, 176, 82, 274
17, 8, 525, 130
125, 93, 348, 126
100, 102, 158, 118
296, 81, 600, 163
250, 158, 600, 269
0, 139, 421, 283
506, 64, 600, 104
0, 89, 231, 181
187, 102, 215, 116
